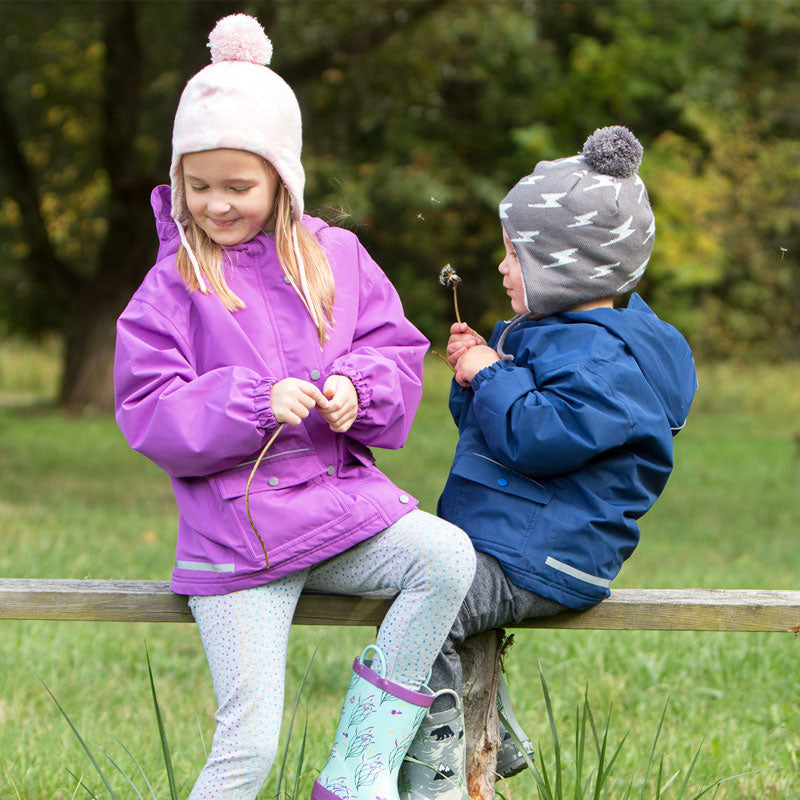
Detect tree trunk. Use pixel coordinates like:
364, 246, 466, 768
460, 629, 504, 800
58, 190, 158, 412
58, 280, 141, 412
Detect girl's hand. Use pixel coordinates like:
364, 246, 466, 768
271, 378, 328, 426
319, 374, 358, 433
454, 345, 501, 387
446, 322, 487, 370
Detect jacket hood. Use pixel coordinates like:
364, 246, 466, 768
149, 184, 330, 264
577, 293, 697, 432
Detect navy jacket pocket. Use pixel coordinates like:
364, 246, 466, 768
439, 452, 552, 557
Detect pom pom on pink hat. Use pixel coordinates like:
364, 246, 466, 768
208, 13, 273, 65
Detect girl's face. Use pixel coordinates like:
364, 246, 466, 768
499, 224, 528, 315
183, 149, 279, 246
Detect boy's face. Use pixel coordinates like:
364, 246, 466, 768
499, 225, 528, 315
183, 148, 279, 246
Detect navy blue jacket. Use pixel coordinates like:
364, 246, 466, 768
438, 294, 697, 609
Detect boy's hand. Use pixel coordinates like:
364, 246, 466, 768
446, 322, 487, 370
454, 345, 501, 387
271, 378, 328, 426
319, 374, 358, 433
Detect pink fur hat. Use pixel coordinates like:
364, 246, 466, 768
170, 14, 304, 228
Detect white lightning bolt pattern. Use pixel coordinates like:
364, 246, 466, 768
568, 210, 598, 228
557, 155, 584, 165
518, 175, 545, 185
511, 230, 540, 243
529, 193, 567, 209
601, 216, 635, 247
570, 169, 589, 178
635, 175, 646, 204
590, 262, 620, 279
642, 216, 655, 244
543, 248, 579, 268
618, 257, 650, 291
499, 203, 512, 219
583, 175, 618, 193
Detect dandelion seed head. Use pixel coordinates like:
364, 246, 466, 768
439, 264, 461, 288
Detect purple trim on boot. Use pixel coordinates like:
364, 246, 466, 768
352, 658, 434, 707
310, 780, 341, 800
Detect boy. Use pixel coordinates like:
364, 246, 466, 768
399, 126, 698, 799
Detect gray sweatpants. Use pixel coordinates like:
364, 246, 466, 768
428, 551, 567, 706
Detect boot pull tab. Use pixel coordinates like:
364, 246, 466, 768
358, 643, 387, 678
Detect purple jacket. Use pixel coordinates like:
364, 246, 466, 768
114, 186, 429, 595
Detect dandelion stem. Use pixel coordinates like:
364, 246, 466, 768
431, 349, 456, 372
452, 285, 461, 324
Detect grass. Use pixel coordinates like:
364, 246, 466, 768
0, 346, 799, 798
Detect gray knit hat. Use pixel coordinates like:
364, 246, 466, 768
500, 126, 655, 316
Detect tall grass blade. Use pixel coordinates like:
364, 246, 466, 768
641, 701, 668, 800
145, 644, 178, 800
655, 755, 664, 798
40, 676, 119, 799
68, 777, 85, 800
274, 638, 321, 800
538, 662, 562, 798
101, 750, 145, 800
196, 716, 208, 759
590, 702, 611, 800
291, 713, 309, 800
574, 693, 589, 800
675, 737, 706, 799
685, 767, 760, 799
113, 737, 158, 800
585, 697, 627, 798
65, 769, 101, 799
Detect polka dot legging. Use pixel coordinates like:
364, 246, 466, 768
187, 508, 475, 799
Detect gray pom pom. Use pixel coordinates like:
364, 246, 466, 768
582, 125, 643, 178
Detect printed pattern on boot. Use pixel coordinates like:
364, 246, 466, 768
312, 645, 433, 800
398, 689, 467, 800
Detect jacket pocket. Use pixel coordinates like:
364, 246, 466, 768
442, 452, 552, 557
214, 456, 351, 567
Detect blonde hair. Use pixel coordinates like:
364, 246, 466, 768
176, 168, 335, 344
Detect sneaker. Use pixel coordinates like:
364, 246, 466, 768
496, 724, 535, 779
495, 671, 535, 779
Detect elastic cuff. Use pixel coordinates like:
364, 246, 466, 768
327, 365, 372, 420
253, 376, 280, 431
471, 359, 510, 391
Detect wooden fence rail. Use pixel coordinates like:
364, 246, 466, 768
2, 579, 799, 632
4, 579, 798, 799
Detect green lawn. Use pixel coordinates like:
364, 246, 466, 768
1, 344, 798, 799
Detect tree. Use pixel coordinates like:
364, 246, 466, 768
0, 0, 448, 410
1, 0, 799, 412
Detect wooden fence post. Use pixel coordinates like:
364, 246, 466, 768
460, 629, 505, 800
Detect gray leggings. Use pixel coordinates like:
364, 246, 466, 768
429, 551, 567, 705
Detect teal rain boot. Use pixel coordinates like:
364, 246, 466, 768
312, 645, 434, 800
495, 670, 535, 779
398, 689, 467, 799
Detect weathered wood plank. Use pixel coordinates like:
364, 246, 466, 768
0, 580, 799, 632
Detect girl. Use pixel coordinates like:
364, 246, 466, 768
113, 15, 475, 800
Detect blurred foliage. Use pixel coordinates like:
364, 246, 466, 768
0, 0, 798, 398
